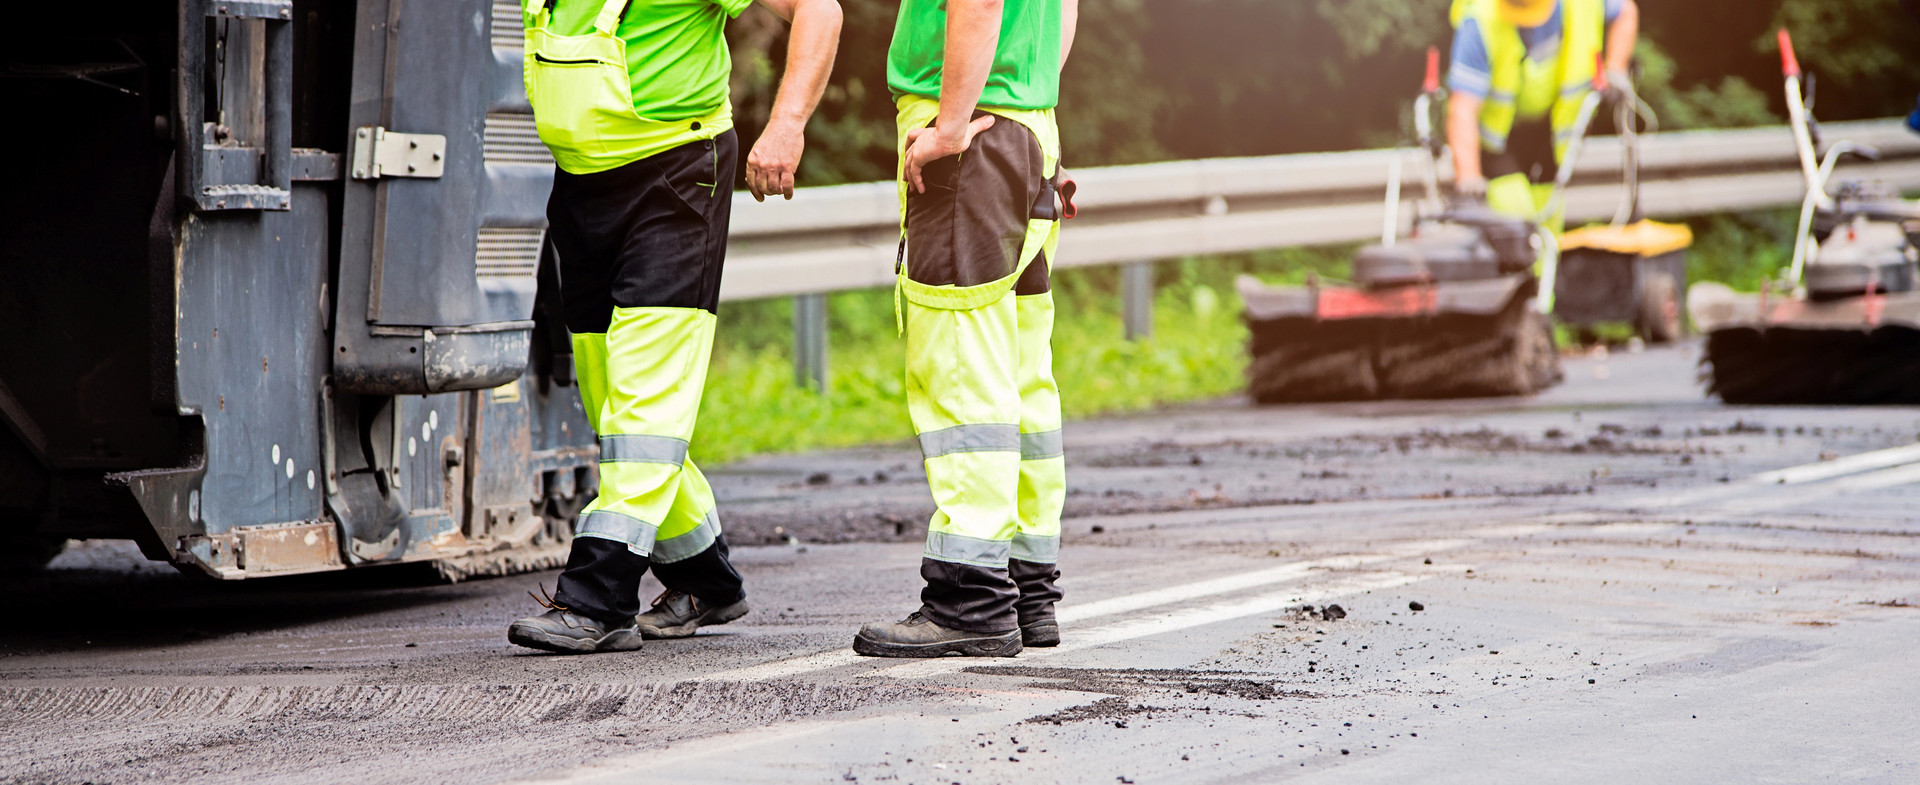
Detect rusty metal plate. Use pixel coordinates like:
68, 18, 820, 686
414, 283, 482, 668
238, 522, 341, 573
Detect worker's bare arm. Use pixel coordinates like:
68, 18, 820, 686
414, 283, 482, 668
745, 0, 843, 201
902, 0, 1002, 193
1604, 0, 1638, 77
1448, 92, 1485, 192
1061, 0, 1078, 69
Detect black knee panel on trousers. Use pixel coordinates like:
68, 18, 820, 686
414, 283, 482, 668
554, 535, 747, 621
651, 533, 746, 607
1009, 558, 1064, 624
919, 558, 1020, 633
553, 536, 651, 622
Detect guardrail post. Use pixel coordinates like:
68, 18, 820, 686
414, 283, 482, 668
1122, 261, 1154, 341
793, 293, 828, 392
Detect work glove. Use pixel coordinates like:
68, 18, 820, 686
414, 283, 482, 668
1602, 68, 1635, 109
1454, 175, 1488, 203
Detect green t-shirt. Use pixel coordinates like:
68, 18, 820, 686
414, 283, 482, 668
547, 0, 752, 120
887, 0, 1062, 111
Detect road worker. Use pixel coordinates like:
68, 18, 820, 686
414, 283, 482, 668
507, 0, 841, 653
1447, 0, 1638, 228
1908, 0, 1920, 135
852, 0, 1079, 657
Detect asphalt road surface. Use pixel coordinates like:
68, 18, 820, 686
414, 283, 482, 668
4, 342, 1917, 784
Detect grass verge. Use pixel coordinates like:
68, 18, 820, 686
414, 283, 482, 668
694, 212, 1785, 464
695, 247, 1349, 464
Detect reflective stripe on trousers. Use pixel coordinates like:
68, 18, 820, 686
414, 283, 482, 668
570, 307, 724, 560
906, 262, 1066, 571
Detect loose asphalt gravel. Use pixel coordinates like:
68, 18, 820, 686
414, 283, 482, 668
2, 341, 1916, 784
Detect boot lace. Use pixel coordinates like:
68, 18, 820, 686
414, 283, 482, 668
649, 590, 698, 613
529, 583, 569, 612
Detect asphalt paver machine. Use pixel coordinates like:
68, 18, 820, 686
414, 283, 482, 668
1237, 51, 1590, 402
0, 0, 599, 577
1690, 31, 1920, 404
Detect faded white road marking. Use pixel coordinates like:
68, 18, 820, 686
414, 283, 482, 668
877, 570, 1434, 679
1717, 461, 1920, 514
692, 529, 1523, 684
1632, 443, 1920, 510
1751, 443, 1920, 485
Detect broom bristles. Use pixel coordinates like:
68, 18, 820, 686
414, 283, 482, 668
1247, 302, 1562, 403
1705, 325, 1920, 404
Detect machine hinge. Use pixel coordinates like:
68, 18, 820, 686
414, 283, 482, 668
350, 127, 447, 180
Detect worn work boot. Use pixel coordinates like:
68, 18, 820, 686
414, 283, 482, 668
1019, 619, 1061, 648
633, 590, 750, 639
507, 608, 643, 654
853, 611, 1022, 658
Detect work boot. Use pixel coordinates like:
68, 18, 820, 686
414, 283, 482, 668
1020, 619, 1061, 648
507, 608, 643, 654
633, 590, 750, 639
853, 611, 1022, 658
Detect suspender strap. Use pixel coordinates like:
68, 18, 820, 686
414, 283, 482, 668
593, 0, 629, 34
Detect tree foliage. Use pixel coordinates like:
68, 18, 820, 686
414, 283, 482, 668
725, 0, 1920, 185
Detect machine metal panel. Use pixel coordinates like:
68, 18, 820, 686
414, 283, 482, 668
363, 0, 494, 327
172, 188, 334, 536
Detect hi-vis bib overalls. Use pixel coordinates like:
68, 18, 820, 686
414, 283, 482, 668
525, 0, 745, 620
895, 96, 1070, 633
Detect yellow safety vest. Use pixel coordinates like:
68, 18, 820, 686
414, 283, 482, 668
1451, 0, 1604, 164
522, 0, 729, 175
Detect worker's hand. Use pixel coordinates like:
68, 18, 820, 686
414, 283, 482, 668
904, 114, 996, 194
747, 119, 806, 202
1602, 68, 1636, 109
1454, 175, 1488, 203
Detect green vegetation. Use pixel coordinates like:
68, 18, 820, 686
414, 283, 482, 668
1681, 211, 1800, 292
694, 213, 1805, 462
697, 0, 1917, 461
727, 0, 1919, 185
694, 248, 1349, 463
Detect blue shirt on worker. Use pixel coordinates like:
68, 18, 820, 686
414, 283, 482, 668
1448, 0, 1625, 100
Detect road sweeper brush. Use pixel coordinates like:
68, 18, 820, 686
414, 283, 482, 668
1238, 49, 1596, 403
1690, 30, 1920, 405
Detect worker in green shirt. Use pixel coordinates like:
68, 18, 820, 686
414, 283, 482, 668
508, 0, 841, 654
853, 0, 1080, 658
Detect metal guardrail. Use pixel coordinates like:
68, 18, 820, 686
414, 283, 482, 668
719, 119, 1920, 387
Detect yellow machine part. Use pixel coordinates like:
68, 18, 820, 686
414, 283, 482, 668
1561, 220, 1694, 257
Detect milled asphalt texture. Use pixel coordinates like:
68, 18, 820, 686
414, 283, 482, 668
2, 342, 1916, 784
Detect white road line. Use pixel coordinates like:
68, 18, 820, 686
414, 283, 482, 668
1060, 554, 1382, 623
1751, 443, 1920, 486
1632, 442, 1920, 510
693, 532, 1506, 684
876, 570, 1434, 680
1719, 461, 1920, 514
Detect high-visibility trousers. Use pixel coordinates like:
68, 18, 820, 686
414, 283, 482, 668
896, 98, 1067, 633
547, 133, 745, 622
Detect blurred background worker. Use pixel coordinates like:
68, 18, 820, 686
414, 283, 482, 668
1447, 0, 1638, 227
1908, 0, 1920, 135
507, 0, 841, 654
852, 0, 1079, 658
